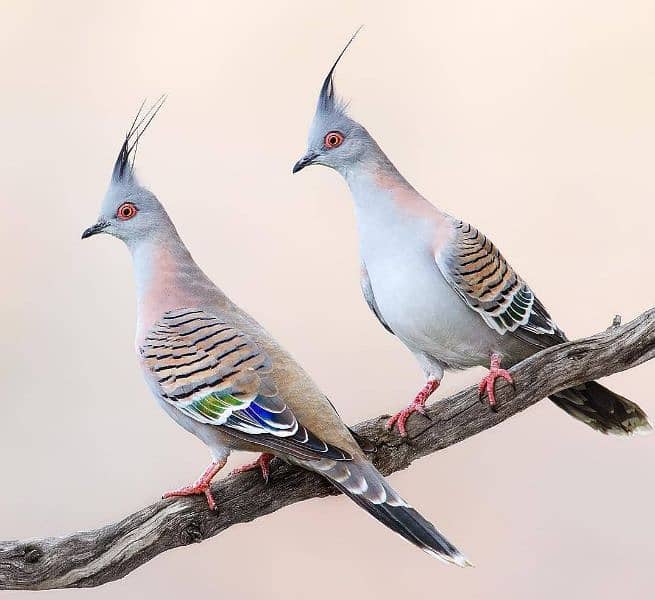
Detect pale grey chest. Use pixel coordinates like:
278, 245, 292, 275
362, 235, 504, 370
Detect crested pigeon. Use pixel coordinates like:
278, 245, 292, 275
81, 99, 470, 566
293, 33, 651, 437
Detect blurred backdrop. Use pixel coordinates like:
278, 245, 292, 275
1, 1, 654, 598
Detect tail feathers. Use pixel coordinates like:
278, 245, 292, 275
550, 381, 652, 436
309, 458, 471, 566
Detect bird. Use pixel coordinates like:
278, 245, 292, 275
292, 32, 651, 438
80, 98, 471, 566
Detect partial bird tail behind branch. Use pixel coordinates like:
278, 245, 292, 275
550, 381, 651, 435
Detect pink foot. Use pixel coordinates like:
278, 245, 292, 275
478, 353, 515, 411
230, 453, 274, 483
162, 459, 226, 511
386, 378, 440, 437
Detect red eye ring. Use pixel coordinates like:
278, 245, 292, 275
324, 131, 344, 149
117, 202, 138, 221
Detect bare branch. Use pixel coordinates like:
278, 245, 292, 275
1, 307, 654, 590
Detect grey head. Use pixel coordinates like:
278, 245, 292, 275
293, 28, 381, 176
82, 97, 175, 249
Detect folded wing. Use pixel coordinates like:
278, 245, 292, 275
141, 308, 351, 461
436, 220, 565, 347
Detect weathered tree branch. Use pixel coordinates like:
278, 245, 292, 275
1, 308, 654, 590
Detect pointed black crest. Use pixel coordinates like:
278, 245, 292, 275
318, 26, 362, 113
112, 95, 167, 183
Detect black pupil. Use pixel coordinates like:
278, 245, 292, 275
330, 136, 337, 144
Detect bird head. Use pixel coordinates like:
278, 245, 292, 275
82, 97, 173, 248
293, 28, 375, 176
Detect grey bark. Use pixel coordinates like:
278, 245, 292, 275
1, 307, 654, 590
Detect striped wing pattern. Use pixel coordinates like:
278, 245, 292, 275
437, 220, 559, 339
141, 308, 350, 461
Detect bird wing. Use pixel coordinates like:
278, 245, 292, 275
141, 308, 351, 461
435, 220, 565, 348
360, 262, 394, 334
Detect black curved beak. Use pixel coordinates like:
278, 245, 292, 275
292, 152, 319, 174
81, 220, 108, 239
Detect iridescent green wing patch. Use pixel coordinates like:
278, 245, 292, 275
179, 392, 248, 425
143, 308, 351, 461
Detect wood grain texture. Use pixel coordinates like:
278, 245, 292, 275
1, 308, 654, 590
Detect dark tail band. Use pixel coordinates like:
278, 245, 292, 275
550, 381, 651, 436
308, 458, 471, 566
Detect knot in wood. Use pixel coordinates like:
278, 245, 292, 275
22, 546, 43, 564
180, 521, 203, 545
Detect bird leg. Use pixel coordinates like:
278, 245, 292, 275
385, 378, 440, 437
230, 453, 274, 483
162, 457, 227, 511
478, 353, 515, 411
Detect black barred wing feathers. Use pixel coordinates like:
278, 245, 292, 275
436, 220, 565, 347
141, 308, 350, 461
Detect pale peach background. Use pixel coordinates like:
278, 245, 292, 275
1, 1, 654, 598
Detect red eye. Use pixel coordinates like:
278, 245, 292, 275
117, 202, 138, 221
324, 131, 344, 149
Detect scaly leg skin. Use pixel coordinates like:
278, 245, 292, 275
230, 453, 274, 483
162, 457, 227, 511
478, 353, 515, 411
386, 378, 440, 437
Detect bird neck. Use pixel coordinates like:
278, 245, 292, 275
129, 230, 221, 344
341, 147, 444, 253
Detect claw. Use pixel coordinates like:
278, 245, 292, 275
162, 458, 226, 511
386, 404, 420, 437
386, 378, 440, 437
478, 353, 514, 410
163, 481, 218, 511
230, 453, 273, 483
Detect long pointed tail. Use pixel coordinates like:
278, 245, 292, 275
550, 381, 651, 436
307, 458, 471, 566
